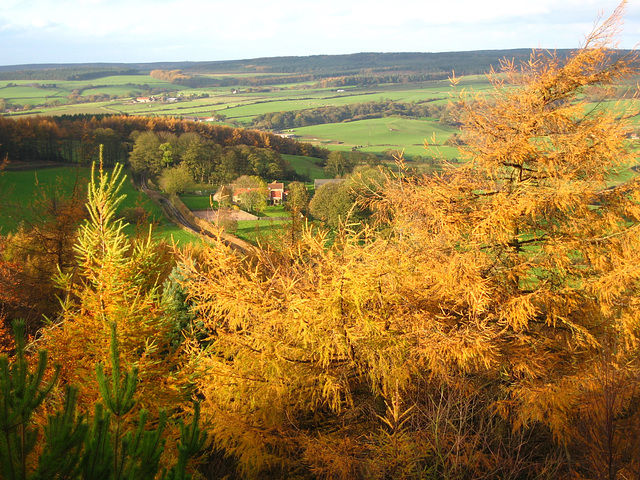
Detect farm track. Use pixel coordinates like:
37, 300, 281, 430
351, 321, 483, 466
139, 174, 255, 255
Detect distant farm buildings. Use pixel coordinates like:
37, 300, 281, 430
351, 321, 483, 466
135, 96, 179, 103
268, 182, 285, 205
212, 181, 288, 206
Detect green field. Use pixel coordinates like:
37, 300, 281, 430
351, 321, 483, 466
258, 205, 287, 218
282, 154, 326, 180
0, 167, 91, 233
179, 193, 217, 211
290, 116, 459, 158
235, 218, 290, 244
0, 70, 471, 158
0, 165, 199, 243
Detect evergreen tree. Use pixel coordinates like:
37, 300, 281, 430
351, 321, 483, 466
0, 319, 60, 480
39, 153, 194, 468
0, 320, 205, 480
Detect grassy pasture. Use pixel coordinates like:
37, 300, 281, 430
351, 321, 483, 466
235, 218, 290, 244
0, 167, 92, 234
89, 75, 173, 86
259, 205, 287, 218
81, 86, 139, 97
27, 102, 120, 116
0, 165, 197, 243
283, 154, 326, 180
291, 116, 459, 158
0, 86, 58, 100
217, 86, 452, 121
179, 194, 216, 211
0, 74, 179, 113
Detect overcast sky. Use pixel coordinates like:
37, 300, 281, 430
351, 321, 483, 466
1, 0, 639, 66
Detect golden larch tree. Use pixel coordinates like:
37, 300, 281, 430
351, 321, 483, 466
182, 4, 640, 478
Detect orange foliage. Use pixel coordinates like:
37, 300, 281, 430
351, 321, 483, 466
180, 4, 640, 478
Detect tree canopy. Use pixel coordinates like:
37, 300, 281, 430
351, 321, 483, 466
179, 5, 640, 478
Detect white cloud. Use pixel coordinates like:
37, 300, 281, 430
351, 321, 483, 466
31, 18, 50, 28
0, 0, 637, 64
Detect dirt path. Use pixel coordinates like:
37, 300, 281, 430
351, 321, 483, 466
193, 209, 258, 222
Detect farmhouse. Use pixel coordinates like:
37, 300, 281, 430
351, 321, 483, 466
212, 181, 288, 206
268, 182, 286, 205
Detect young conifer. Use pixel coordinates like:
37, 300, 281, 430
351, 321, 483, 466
0, 319, 204, 480
39, 151, 194, 468
0, 319, 59, 480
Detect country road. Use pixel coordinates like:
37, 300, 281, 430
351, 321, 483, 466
139, 174, 255, 255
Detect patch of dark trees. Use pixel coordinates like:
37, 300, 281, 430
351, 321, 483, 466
0, 114, 328, 167
251, 100, 458, 130
163, 72, 461, 89
0, 67, 139, 81
150, 50, 576, 76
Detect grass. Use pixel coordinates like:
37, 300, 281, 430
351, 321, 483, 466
235, 219, 290, 244
151, 223, 203, 245
206, 86, 453, 125
9, 102, 118, 116
0, 164, 200, 244
179, 193, 217, 211
258, 205, 287, 218
291, 116, 459, 158
0, 166, 91, 233
282, 154, 326, 180
88, 75, 173, 86
0, 86, 57, 100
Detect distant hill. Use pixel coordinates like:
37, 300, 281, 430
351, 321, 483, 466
0, 50, 581, 79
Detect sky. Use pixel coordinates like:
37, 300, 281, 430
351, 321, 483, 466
1, 0, 639, 66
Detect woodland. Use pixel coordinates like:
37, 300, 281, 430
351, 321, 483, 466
249, 101, 455, 130
0, 115, 328, 168
0, 50, 570, 80
3, 5, 640, 479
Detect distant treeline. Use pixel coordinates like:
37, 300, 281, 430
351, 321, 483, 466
147, 69, 317, 88
0, 67, 139, 81
314, 72, 454, 86
251, 100, 457, 129
0, 50, 583, 81
177, 50, 575, 76
173, 74, 317, 88
175, 72, 459, 89
0, 115, 328, 166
